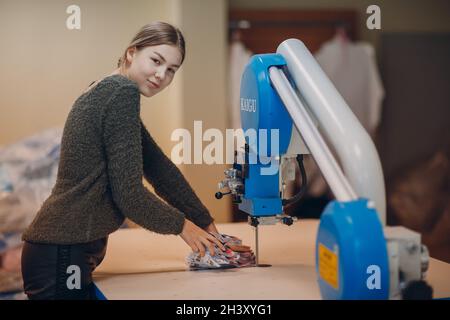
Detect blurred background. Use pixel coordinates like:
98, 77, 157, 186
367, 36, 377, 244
0, 0, 449, 297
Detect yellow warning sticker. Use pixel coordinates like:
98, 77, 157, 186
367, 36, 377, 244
318, 243, 339, 289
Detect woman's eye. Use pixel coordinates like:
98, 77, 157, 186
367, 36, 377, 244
152, 58, 160, 65
168, 68, 175, 74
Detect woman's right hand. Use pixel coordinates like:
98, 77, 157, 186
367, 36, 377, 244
180, 219, 225, 257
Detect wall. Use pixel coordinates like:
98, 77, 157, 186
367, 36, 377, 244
0, 0, 174, 144
172, 0, 231, 222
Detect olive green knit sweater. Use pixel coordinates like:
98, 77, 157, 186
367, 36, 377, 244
22, 74, 213, 244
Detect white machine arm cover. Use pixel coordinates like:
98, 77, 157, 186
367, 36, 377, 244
269, 66, 358, 203
276, 39, 386, 224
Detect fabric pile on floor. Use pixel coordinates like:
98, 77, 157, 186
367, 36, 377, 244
0, 128, 62, 299
186, 232, 256, 270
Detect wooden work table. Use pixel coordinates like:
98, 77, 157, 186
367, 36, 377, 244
93, 220, 450, 300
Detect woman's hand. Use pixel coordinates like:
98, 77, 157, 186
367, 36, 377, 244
204, 222, 219, 234
180, 219, 225, 257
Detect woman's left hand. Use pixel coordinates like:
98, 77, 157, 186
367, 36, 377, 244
204, 222, 219, 234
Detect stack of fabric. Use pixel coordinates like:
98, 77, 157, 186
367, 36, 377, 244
0, 128, 62, 299
186, 232, 255, 270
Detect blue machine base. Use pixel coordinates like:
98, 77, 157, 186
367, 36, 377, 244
316, 199, 389, 300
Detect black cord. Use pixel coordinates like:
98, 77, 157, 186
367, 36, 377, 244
282, 154, 307, 206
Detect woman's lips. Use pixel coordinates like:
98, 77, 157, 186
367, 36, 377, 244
147, 79, 160, 89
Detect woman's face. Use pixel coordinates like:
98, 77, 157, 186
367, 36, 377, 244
125, 44, 182, 97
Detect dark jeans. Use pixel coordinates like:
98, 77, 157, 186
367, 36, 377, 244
21, 237, 108, 300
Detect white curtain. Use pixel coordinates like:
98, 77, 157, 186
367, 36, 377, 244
228, 40, 252, 130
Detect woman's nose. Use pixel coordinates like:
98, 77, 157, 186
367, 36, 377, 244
155, 70, 165, 82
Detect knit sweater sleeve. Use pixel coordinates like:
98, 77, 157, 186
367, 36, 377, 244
103, 83, 186, 235
140, 121, 214, 229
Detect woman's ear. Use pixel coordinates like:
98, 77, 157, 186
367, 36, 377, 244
125, 47, 137, 64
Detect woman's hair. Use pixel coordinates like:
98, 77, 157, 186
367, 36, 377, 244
117, 21, 186, 70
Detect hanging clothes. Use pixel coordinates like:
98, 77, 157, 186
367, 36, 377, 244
314, 34, 385, 135
229, 39, 252, 130
303, 34, 385, 198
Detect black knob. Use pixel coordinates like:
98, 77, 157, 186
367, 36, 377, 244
250, 216, 259, 227
215, 191, 231, 199
215, 192, 223, 199
282, 217, 293, 226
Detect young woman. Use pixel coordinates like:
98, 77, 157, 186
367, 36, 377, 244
21, 21, 225, 300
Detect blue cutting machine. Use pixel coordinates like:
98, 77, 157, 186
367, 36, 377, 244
216, 39, 431, 300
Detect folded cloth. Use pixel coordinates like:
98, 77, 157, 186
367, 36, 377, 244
186, 232, 256, 270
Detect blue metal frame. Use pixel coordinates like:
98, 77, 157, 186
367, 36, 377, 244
238, 54, 293, 216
